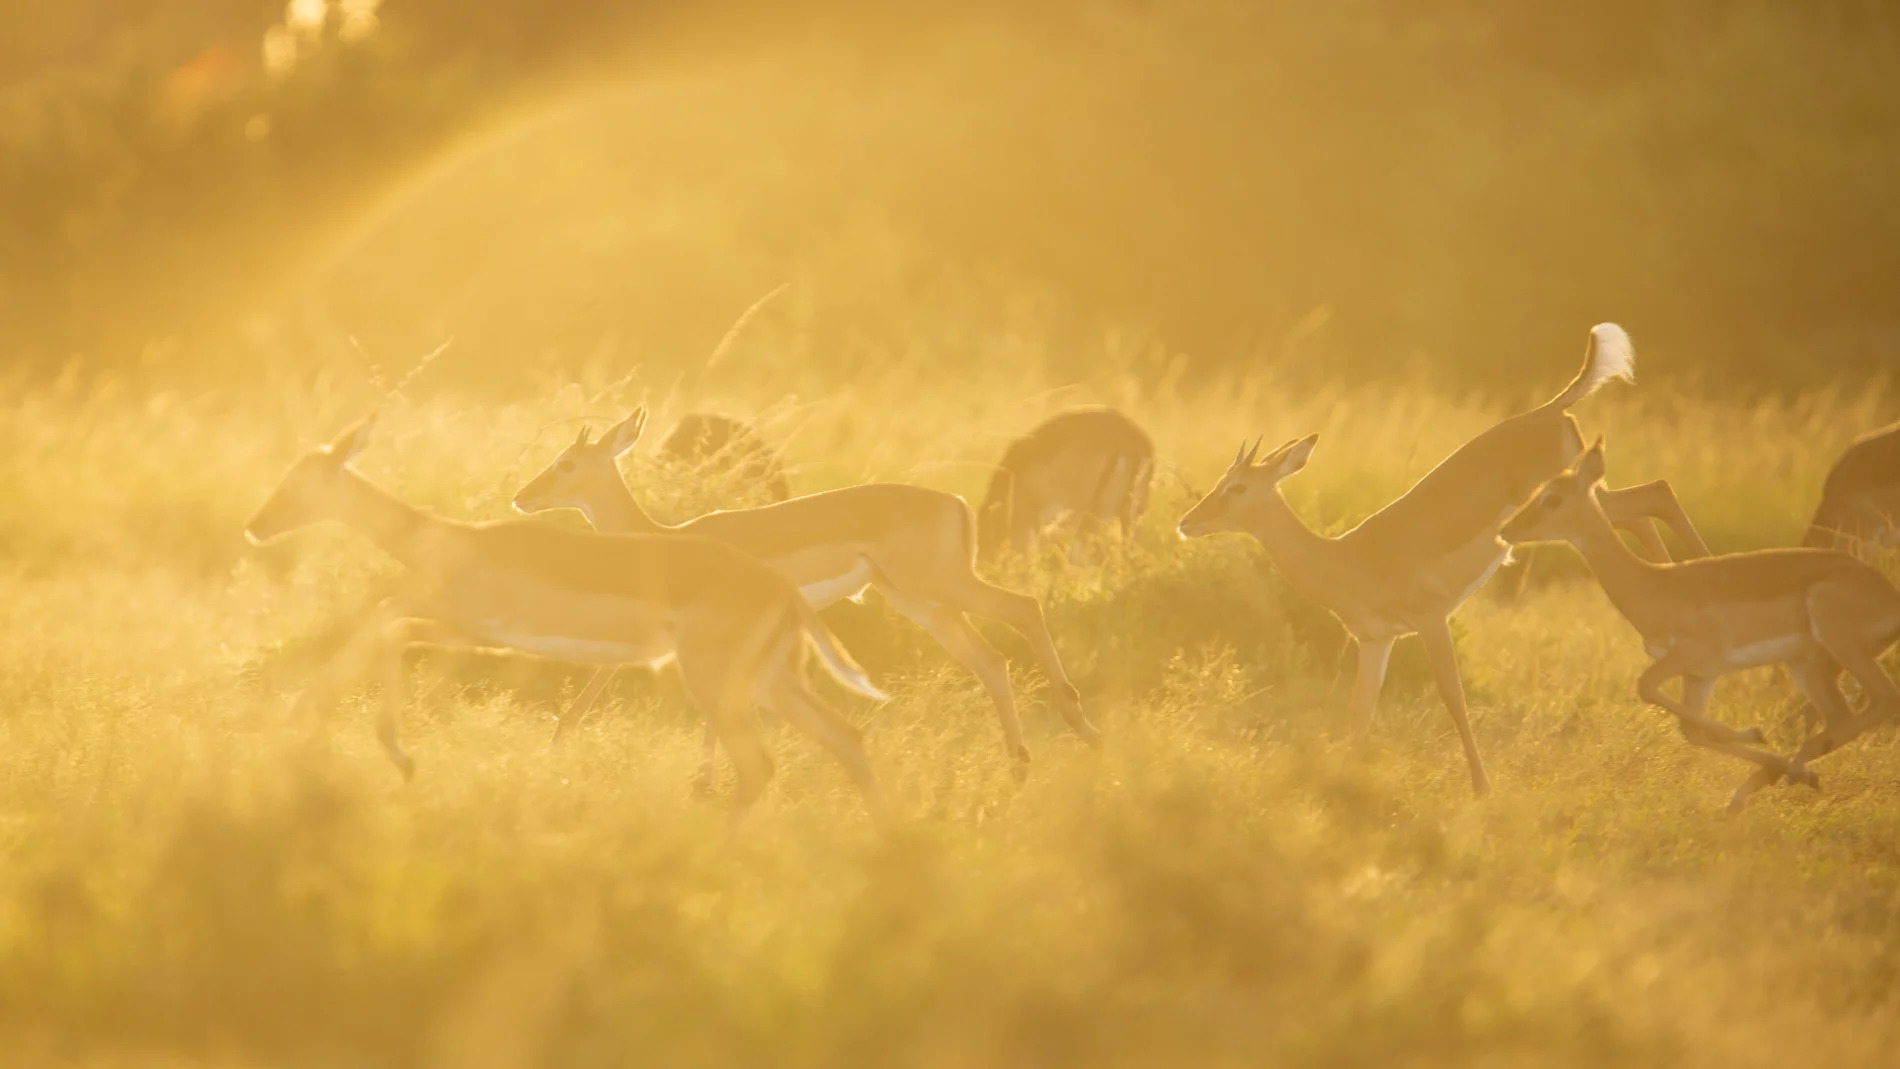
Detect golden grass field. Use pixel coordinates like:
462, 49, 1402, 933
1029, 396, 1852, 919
1, 353, 1897, 1068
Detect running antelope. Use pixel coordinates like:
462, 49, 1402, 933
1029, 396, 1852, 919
1805, 419, 1900, 557
1502, 437, 1900, 811
659, 412, 792, 506
512, 409, 1098, 778
244, 416, 889, 822
978, 407, 1155, 559
1176, 324, 1709, 796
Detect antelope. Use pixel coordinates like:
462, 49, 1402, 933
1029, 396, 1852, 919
243, 416, 889, 822
1804, 419, 1900, 557
978, 407, 1155, 559
1502, 437, 1900, 811
658, 412, 792, 506
1176, 324, 1709, 796
511, 408, 1098, 779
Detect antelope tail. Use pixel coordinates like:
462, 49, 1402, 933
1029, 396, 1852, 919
1548, 323, 1636, 410
794, 596, 888, 701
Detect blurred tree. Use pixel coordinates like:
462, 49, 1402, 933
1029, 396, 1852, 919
1, 0, 1896, 389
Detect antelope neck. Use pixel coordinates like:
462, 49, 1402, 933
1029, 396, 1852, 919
332, 470, 449, 570
1243, 488, 1352, 604
588, 474, 669, 535
1561, 493, 1670, 631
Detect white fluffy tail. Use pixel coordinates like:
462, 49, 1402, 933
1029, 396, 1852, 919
1548, 323, 1636, 410
795, 599, 888, 701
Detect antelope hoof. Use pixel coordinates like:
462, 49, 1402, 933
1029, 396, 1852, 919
391, 752, 416, 781
1788, 763, 1821, 791
691, 767, 717, 798
1011, 746, 1032, 784
1741, 726, 1768, 746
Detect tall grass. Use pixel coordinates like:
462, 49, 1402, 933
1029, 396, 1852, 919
0, 356, 1896, 1067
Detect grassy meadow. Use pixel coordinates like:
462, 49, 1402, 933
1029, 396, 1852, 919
1, 352, 1897, 1068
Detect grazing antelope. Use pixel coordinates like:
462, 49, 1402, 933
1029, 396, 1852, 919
244, 416, 889, 822
1502, 437, 1900, 811
1804, 419, 1900, 556
978, 407, 1155, 559
658, 412, 792, 506
1176, 324, 1709, 796
512, 409, 1098, 778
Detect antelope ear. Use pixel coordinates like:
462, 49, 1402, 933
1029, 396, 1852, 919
604, 407, 648, 457
1278, 433, 1319, 476
1576, 435, 1607, 486
326, 413, 377, 463
573, 423, 593, 448
1255, 437, 1299, 470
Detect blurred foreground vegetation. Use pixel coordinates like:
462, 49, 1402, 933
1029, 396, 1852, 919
0, 344, 1896, 1065
5, 0, 1899, 388
5, 3, 1900, 1065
